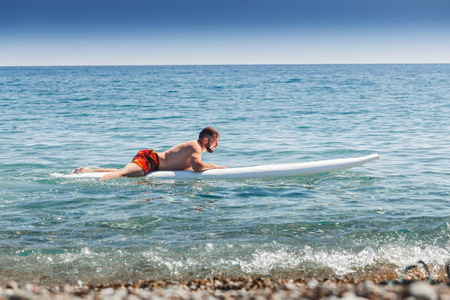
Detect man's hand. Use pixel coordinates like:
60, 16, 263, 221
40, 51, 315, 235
215, 165, 229, 169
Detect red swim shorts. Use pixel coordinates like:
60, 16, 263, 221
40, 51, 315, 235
131, 149, 160, 175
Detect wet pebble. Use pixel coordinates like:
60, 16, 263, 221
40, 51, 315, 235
1, 279, 450, 300
408, 282, 438, 300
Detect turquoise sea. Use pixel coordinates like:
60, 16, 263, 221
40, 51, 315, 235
0, 64, 449, 285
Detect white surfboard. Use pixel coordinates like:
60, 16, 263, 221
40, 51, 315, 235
68, 153, 380, 179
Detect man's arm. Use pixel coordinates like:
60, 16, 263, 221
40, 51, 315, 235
190, 151, 227, 172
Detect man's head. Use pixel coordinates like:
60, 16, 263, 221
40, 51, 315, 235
198, 127, 220, 153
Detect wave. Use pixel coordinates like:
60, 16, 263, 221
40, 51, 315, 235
1, 242, 448, 285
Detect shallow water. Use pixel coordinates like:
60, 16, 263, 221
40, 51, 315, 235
0, 64, 449, 285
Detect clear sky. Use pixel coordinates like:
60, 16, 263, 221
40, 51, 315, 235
2, 0, 450, 66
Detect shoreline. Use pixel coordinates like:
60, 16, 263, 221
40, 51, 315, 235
2, 277, 450, 300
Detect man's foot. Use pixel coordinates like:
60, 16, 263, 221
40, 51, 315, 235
73, 167, 92, 173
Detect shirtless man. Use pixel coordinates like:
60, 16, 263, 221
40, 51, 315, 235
73, 127, 227, 180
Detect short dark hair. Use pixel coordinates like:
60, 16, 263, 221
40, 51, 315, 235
199, 127, 219, 140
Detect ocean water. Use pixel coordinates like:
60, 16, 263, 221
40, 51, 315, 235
0, 64, 449, 285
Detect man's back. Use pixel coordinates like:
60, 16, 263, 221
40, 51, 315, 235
157, 140, 200, 171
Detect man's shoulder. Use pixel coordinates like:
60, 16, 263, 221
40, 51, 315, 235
186, 140, 201, 150
177, 140, 201, 152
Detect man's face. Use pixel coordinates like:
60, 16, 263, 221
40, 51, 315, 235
205, 136, 219, 153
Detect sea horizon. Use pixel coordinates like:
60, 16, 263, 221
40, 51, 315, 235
2, 62, 450, 68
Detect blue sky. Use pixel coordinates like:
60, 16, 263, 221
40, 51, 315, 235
1, 0, 450, 66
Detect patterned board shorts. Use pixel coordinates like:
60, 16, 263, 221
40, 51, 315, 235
131, 149, 160, 175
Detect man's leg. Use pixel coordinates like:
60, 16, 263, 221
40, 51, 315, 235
99, 163, 144, 180
73, 167, 121, 173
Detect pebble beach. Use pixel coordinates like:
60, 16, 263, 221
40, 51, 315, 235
2, 277, 450, 300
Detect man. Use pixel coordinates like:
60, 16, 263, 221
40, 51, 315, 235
73, 127, 227, 180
